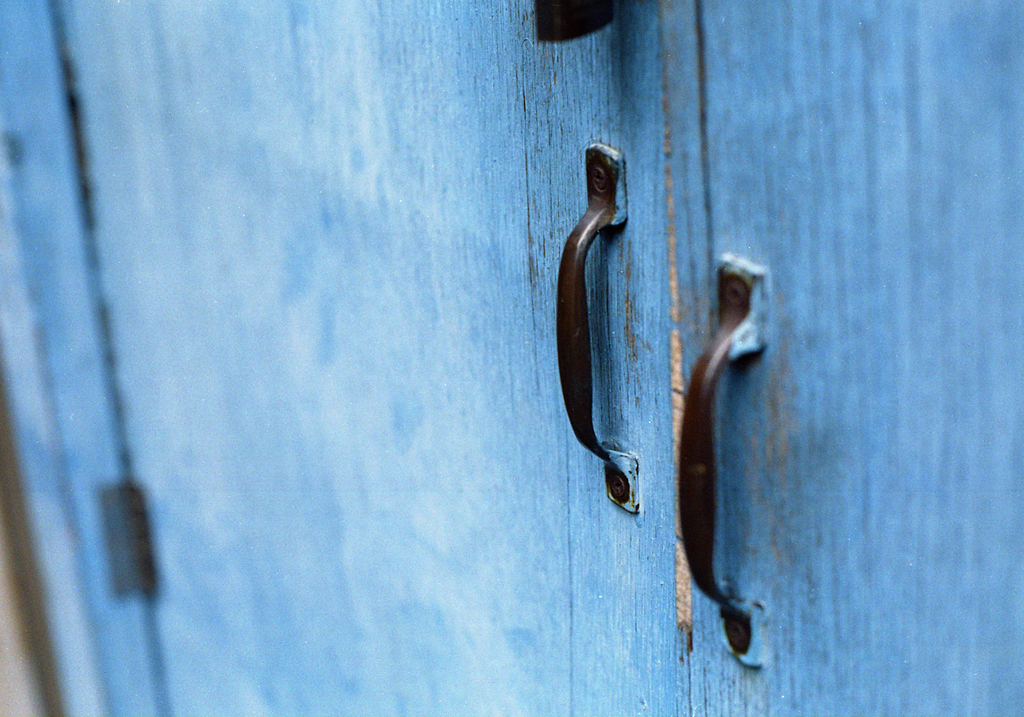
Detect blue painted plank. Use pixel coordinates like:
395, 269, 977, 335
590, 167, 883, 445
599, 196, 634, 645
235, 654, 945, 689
0, 150, 106, 717
539, 4, 685, 714
46, 0, 688, 713
0, 0, 163, 713
676, 0, 1024, 713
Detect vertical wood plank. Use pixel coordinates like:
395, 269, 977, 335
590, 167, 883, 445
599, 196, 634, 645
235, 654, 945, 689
658, 0, 719, 713
686, 0, 1024, 712
0, 0, 163, 713
553, 3, 684, 714
47, 0, 688, 712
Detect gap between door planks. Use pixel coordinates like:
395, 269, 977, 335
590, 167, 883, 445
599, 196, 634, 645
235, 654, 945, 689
671, 328, 693, 650
664, 85, 694, 650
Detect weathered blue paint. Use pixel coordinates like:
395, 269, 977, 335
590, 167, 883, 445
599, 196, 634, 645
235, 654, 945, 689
5, 0, 1023, 713
678, 0, 1024, 713
2, 0, 683, 714
0, 0, 163, 713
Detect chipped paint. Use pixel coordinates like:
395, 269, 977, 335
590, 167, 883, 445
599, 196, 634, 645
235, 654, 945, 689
675, 542, 693, 638
673, 329, 693, 648
622, 252, 639, 363
673, 332, 694, 650
663, 45, 691, 643
670, 329, 685, 462
665, 161, 682, 325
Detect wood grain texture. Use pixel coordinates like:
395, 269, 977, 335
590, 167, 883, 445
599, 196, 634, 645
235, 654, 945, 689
44, 0, 686, 713
682, 0, 1024, 712
657, 0, 718, 713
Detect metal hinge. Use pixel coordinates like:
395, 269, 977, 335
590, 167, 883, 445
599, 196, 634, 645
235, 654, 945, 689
100, 482, 157, 597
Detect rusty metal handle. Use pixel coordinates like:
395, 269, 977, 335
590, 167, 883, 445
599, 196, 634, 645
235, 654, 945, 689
556, 144, 637, 512
679, 260, 765, 659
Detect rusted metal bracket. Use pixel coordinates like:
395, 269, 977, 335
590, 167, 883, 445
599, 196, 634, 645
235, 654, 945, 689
678, 255, 768, 666
556, 143, 638, 513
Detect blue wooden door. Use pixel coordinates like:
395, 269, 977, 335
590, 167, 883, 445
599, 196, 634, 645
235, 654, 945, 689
0, 0, 686, 714
661, 0, 1024, 713
3, 0, 1024, 714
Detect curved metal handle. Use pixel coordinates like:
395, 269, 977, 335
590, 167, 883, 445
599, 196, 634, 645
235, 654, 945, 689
678, 258, 766, 658
556, 144, 637, 511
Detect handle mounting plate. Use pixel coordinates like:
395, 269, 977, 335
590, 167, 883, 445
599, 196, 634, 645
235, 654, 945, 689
605, 448, 639, 513
720, 253, 767, 360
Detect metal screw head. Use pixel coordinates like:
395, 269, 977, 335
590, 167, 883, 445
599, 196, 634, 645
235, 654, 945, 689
721, 275, 749, 310
722, 612, 752, 655
605, 467, 630, 503
590, 164, 609, 194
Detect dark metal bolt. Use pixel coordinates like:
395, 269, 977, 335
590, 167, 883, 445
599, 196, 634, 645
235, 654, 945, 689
723, 612, 752, 655
591, 165, 609, 193
722, 276, 748, 309
606, 468, 629, 503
